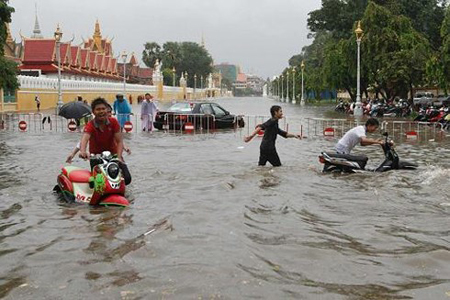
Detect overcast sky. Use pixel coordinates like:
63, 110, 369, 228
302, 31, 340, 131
9, 0, 322, 79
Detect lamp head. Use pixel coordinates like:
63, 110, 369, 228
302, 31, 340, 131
121, 51, 127, 61
355, 21, 363, 41
54, 24, 62, 41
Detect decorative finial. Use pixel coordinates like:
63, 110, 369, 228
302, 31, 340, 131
32, 2, 43, 38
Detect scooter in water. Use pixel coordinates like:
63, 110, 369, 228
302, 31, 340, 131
319, 132, 418, 173
53, 151, 130, 207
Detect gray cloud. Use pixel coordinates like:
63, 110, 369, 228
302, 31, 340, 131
9, 0, 321, 78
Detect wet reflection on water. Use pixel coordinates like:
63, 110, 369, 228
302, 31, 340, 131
0, 98, 449, 299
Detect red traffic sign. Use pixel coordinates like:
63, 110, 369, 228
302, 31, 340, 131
323, 127, 335, 137
184, 122, 194, 133
123, 121, 133, 133
405, 131, 418, 139
67, 120, 77, 132
18, 120, 27, 131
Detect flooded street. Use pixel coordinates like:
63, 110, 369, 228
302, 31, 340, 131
1, 97, 450, 299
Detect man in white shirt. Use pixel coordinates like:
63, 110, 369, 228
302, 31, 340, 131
335, 118, 385, 154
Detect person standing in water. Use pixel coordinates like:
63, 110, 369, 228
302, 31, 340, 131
244, 105, 301, 166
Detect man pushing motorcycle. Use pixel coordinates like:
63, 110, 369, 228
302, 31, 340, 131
79, 97, 132, 185
335, 118, 392, 154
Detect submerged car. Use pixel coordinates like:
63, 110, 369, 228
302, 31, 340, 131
154, 102, 245, 131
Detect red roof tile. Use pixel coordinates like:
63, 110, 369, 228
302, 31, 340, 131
111, 58, 117, 74
103, 56, 111, 73
19, 63, 58, 72
96, 54, 104, 72
70, 46, 81, 67
59, 43, 72, 65
236, 73, 247, 82
89, 52, 97, 70
80, 49, 90, 69
138, 68, 152, 78
129, 54, 138, 65
22, 39, 55, 63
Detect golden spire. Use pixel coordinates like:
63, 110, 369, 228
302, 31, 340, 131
92, 19, 103, 53
94, 19, 102, 38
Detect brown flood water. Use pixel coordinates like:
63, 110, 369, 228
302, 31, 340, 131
0, 97, 449, 299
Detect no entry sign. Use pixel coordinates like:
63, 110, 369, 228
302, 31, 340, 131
18, 120, 27, 131
184, 122, 194, 133
123, 121, 133, 133
323, 127, 335, 137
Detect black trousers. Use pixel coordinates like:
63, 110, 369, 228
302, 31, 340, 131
258, 149, 282, 167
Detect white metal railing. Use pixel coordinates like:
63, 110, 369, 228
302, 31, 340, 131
17, 75, 207, 95
1, 113, 446, 142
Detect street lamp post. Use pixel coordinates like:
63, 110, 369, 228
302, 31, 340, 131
301, 60, 305, 106
194, 74, 197, 99
54, 25, 63, 114
201, 75, 204, 99
354, 21, 364, 117
281, 74, 284, 102
172, 67, 176, 87
277, 76, 280, 101
121, 51, 128, 94
286, 71, 289, 103
292, 67, 296, 104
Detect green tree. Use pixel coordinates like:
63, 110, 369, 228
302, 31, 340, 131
177, 42, 213, 87
0, 0, 18, 91
435, 6, 450, 93
142, 41, 213, 87
308, 0, 446, 48
161, 41, 181, 70
142, 42, 161, 68
361, 2, 431, 100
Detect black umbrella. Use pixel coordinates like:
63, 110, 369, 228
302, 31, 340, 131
58, 101, 92, 120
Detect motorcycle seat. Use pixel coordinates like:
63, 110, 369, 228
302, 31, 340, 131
323, 152, 368, 169
68, 169, 92, 183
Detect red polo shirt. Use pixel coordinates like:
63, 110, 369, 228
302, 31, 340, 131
84, 117, 121, 154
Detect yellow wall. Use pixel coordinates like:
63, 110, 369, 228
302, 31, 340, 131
2, 85, 216, 113
14, 88, 191, 112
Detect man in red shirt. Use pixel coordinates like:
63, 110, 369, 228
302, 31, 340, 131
79, 97, 131, 184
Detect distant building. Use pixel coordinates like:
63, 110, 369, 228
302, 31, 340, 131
214, 63, 238, 83
233, 73, 247, 90
246, 74, 264, 94
117, 53, 153, 86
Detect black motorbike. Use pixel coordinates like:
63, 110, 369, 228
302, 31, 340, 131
319, 132, 418, 173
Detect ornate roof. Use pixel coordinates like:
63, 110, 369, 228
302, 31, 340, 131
22, 39, 56, 63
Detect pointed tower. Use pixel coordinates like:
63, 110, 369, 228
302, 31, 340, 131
201, 32, 205, 48
92, 19, 103, 53
31, 3, 43, 39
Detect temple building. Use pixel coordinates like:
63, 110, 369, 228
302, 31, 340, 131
18, 20, 121, 82
117, 52, 153, 85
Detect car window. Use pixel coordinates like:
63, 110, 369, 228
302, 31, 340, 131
211, 104, 227, 117
200, 104, 213, 114
169, 103, 191, 112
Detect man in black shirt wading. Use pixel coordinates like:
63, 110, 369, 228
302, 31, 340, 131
244, 105, 301, 166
